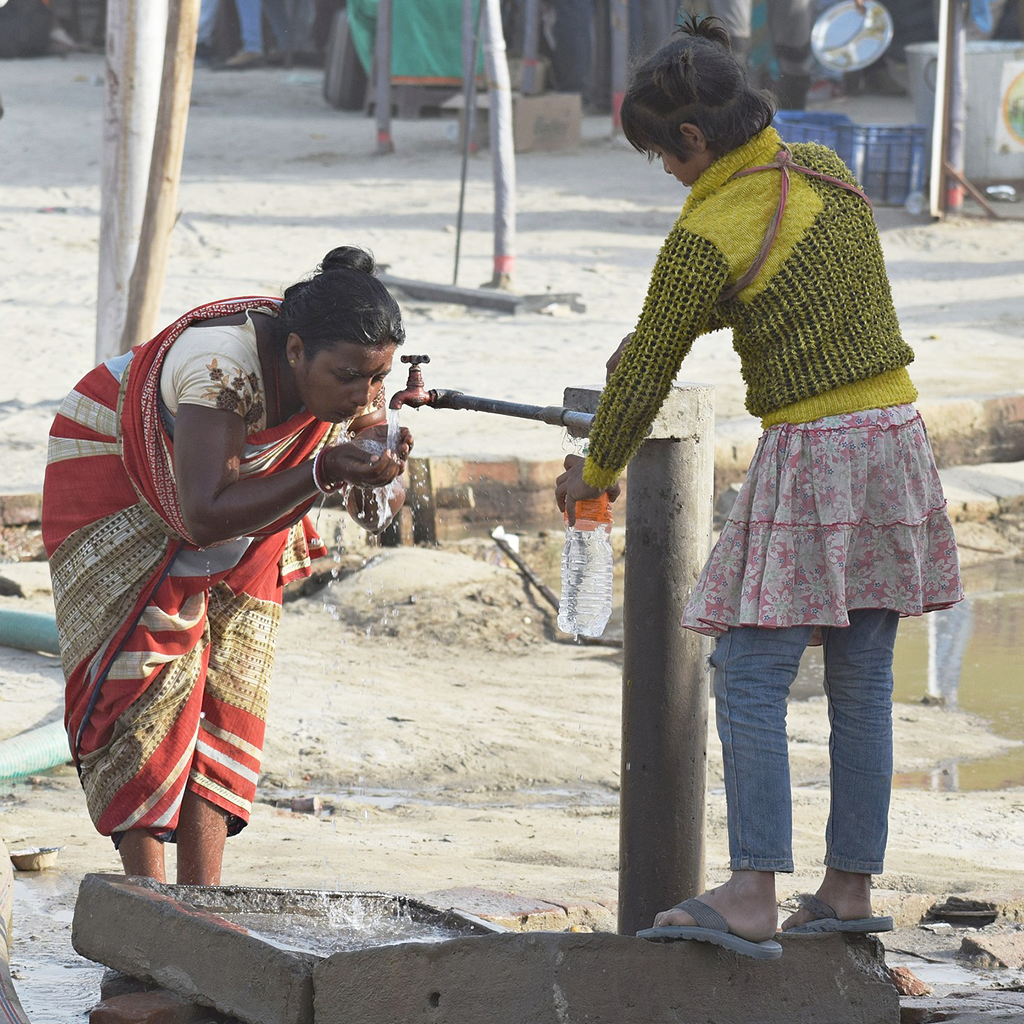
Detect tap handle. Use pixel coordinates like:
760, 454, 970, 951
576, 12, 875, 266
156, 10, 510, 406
402, 354, 430, 365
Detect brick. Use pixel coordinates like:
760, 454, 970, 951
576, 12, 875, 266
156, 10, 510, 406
89, 990, 211, 1024
888, 965, 930, 996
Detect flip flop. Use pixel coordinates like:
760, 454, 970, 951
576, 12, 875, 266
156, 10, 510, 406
637, 897, 783, 961
783, 893, 894, 935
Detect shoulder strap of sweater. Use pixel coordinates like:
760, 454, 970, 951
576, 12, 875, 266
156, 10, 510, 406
720, 147, 871, 302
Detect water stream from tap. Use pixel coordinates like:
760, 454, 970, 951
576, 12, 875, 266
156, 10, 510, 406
386, 406, 401, 454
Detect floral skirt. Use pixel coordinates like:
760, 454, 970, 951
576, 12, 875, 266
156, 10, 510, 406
682, 404, 964, 637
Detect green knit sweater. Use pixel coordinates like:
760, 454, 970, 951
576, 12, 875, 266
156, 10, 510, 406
583, 126, 916, 490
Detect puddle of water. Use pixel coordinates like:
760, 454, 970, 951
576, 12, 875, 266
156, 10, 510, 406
8, 872, 104, 1023
260, 784, 619, 814
789, 560, 1024, 792
885, 948, 1024, 995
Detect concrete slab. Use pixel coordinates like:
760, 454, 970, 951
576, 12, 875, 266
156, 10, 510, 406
313, 930, 900, 1024
72, 875, 503, 1024
563, 383, 715, 442
940, 461, 1024, 520
421, 886, 616, 932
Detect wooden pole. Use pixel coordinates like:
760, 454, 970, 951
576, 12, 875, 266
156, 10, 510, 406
118, 0, 201, 352
96, 0, 169, 362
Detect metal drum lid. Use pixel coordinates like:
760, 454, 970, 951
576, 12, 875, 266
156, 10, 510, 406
811, 1, 894, 72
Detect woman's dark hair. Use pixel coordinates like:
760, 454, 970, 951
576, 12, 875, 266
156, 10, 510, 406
274, 246, 405, 356
620, 14, 775, 162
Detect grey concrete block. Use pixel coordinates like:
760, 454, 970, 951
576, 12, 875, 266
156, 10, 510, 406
563, 384, 715, 442
72, 875, 505, 1024
313, 930, 899, 1024
73, 875, 319, 1024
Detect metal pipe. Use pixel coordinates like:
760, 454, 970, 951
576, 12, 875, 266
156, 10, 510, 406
562, 384, 715, 937
374, 0, 394, 154
430, 389, 595, 431
609, 0, 629, 131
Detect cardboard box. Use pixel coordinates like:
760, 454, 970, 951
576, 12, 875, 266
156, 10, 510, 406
444, 91, 582, 153
512, 92, 581, 152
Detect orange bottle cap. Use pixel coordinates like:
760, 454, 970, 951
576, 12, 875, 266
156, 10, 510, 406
564, 493, 613, 526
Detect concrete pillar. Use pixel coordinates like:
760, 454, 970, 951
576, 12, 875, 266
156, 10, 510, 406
564, 383, 715, 937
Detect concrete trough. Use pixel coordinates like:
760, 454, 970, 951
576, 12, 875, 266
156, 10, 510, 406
73, 874, 900, 1024
72, 874, 504, 1024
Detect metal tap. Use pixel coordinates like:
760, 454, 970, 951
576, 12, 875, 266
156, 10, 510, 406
389, 355, 435, 409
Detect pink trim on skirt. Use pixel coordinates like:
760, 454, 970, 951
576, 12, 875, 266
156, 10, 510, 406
682, 405, 964, 637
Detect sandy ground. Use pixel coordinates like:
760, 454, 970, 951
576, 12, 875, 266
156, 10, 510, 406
1, 49, 1023, 1019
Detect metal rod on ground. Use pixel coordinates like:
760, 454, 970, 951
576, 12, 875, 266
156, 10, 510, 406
564, 383, 715, 937
119, 0, 201, 352
374, 0, 394, 154
455, 0, 485, 286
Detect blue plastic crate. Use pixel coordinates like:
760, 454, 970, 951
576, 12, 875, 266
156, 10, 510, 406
836, 123, 927, 207
772, 113, 927, 206
773, 110, 856, 165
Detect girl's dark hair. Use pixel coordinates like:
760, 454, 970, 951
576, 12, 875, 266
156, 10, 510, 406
620, 14, 775, 162
274, 246, 405, 356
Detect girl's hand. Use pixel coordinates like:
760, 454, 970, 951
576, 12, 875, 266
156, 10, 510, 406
606, 333, 633, 380
555, 454, 620, 525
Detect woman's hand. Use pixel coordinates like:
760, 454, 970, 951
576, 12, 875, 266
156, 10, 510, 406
606, 333, 633, 380
353, 421, 414, 463
321, 439, 406, 490
555, 454, 620, 525
346, 475, 407, 533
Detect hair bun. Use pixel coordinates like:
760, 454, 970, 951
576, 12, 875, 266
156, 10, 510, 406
679, 12, 732, 52
319, 245, 377, 276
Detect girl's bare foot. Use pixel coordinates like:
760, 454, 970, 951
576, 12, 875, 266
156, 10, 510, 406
653, 870, 779, 942
780, 867, 873, 930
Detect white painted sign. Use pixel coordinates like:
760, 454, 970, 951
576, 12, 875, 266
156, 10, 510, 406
996, 60, 1024, 153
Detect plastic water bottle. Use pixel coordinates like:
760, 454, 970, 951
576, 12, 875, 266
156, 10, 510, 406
558, 494, 614, 638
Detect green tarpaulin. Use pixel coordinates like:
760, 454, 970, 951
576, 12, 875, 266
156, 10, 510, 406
348, 0, 483, 81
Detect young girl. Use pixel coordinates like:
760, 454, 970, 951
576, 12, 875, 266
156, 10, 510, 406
556, 17, 962, 960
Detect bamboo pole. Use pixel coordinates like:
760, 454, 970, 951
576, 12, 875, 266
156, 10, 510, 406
118, 0, 201, 353
96, 0, 168, 362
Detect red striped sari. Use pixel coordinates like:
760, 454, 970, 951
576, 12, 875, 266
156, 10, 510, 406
42, 298, 341, 842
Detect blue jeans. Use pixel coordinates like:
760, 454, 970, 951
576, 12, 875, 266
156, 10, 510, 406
711, 609, 899, 874
237, 0, 292, 54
